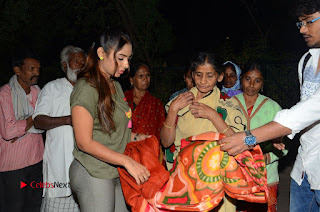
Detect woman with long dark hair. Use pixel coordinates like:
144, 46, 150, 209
69, 27, 150, 212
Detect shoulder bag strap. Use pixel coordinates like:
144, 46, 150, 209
302, 52, 311, 85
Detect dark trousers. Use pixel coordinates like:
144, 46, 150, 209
0, 161, 43, 212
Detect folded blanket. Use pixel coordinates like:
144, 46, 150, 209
118, 132, 267, 212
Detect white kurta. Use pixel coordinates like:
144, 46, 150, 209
274, 48, 320, 190
33, 78, 75, 198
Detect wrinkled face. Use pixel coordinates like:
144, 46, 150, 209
66, 52, 86, 83
131, 65, 151, 91
193, 63, 223, 95
15, 58, 40, 87
98, 43, 132, 78
68, 52, 86, 71
223, 67, 237, 88
241, 69, 264, 97
184, 69, 194, 90
299, 12, 320, 48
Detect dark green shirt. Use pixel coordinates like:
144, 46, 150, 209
70, 78, 131, 179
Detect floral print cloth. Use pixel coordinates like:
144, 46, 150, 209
118, 132, 268, 212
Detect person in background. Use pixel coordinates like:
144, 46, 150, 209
33, 45, 86, 212
169, 66, 194, 101
69, 27, 150, 212
221, 61, 242, 97
124, 63, 166, 166
219, 0, 320, 211
124, 62, 165, 141
233, 63, 287, 212
0, 49, 44, 212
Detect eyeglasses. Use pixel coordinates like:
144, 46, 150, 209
296, 16, 320, 29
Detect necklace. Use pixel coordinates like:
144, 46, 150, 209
112, 83, 132, 129
113, 97, 132, 129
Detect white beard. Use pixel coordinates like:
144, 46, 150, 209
66, 64, 78, 83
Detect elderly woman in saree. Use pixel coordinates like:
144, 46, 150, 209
124, 62, 166, 166
160, 52, 248, 212
124, 62, 165, 141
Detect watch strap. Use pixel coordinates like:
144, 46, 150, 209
245, 130, 251, 136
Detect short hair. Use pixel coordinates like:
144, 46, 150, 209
242, 62, 264, 79
295, 0, 320, 16
129, 62, 150, 78
12, 48, 39, 69
190, 51, 223, 75
60, 45, 84, 71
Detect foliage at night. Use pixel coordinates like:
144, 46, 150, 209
0, 0, 306, 108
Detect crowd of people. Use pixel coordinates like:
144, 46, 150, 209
1, 0, 320, 211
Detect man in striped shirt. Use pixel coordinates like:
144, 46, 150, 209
0, 50, 44, 212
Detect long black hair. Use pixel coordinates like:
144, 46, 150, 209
78, 27, 132, 134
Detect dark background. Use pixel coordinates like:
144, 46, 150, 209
0, 0, 307, 108
160, 0, 307, 62
0, 0, 308, 85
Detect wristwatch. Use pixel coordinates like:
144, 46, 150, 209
243, 130, 257, 149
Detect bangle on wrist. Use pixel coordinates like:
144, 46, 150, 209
221, 126, 230, 134
163, 122, 176, 129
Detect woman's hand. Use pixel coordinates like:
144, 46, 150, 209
189, 102, 216, 120
170, 91, 194, 113
124, 156, 151, 185
131, 133, 152, 141
136, 134, 151, 141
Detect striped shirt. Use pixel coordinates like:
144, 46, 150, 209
0, 83, 44, 171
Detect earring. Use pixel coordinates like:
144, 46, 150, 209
99, 57, 103, 60
261, 87, 264, 92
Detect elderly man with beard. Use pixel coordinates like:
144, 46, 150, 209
33, 45, 85, 212
0, 50, 44, 212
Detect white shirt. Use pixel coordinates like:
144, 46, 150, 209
33, 78, 75, 197
273, 48, 320, 190
299, 49, 320, 101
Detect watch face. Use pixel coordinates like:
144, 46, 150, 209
245, 136, 256, 146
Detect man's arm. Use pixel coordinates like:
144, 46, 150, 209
0, 88, 29, 141
34, 115, 72, 130
32, 82, 72, 130
219, 121, 291, 156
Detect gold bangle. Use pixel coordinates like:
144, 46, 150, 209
163, 122, 176, 129
221, 126, 230, 134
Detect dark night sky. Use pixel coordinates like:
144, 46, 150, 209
159, 0, 308, 64
0, 0, 310, 87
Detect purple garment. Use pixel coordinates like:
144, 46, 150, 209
227, 89, 242, 97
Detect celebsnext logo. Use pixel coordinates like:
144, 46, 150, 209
20, 181, 70, 189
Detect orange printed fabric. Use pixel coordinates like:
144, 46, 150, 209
118, 132, 268, 212
118, 135, 170, 212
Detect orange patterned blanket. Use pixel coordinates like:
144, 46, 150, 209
118, 132, 267, 212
